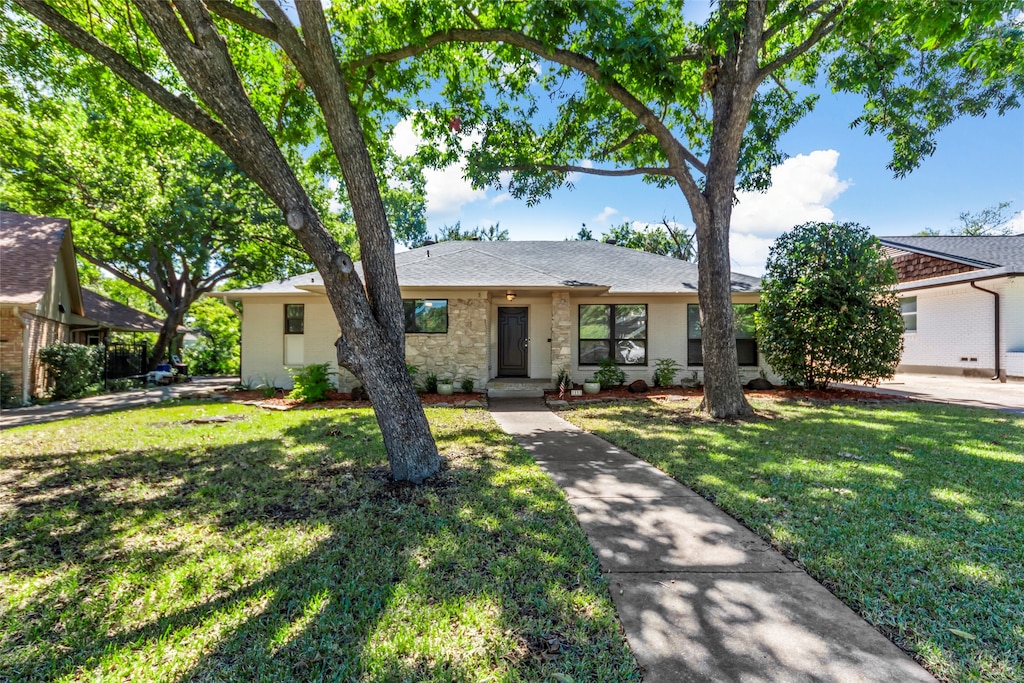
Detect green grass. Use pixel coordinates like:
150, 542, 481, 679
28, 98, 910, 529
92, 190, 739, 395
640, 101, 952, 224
0, 402, 638, 682
560, 397, 1024, 683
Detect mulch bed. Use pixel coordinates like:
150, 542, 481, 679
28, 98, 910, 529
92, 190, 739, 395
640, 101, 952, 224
545, 385, 906, 404
224, 389, 488, 410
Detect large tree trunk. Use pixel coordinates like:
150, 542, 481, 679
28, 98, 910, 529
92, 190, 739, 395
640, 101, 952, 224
691, 3, 767, 419
342, 336, 439, 483
149, 306, 186, 371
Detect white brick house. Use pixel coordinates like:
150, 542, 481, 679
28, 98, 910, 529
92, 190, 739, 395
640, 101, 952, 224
213, 240, 770, 392
880, 236, 1024, 380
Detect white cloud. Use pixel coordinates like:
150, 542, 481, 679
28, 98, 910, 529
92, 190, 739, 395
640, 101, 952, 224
391, 116, 488, 219
593, 205, 618, 225
490, 193, 513, 206
729, 232, 775, 277
731, 149, 850, 235
1007, 210, 1024, 235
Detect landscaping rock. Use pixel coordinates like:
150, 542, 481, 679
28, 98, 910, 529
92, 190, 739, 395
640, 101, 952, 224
745, 377, 774, 390
464, 400, 483, 408
628, 379, 649, 393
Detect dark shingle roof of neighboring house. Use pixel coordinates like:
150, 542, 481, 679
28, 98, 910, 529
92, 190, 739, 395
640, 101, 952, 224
879, 235, 1024, 270
82, 289, 164, 333
224, 240, 761, 295
0, 211, 73, 304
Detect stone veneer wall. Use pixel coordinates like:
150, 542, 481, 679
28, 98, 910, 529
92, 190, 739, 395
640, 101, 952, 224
404, 297, 490, 388
550, 292, 572, 379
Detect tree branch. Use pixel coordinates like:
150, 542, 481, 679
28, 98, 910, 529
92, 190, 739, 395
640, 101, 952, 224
347, 28, 708, 189
757, 1, 845, 82
501, 163, 677, 178
205, 0, 279, 41
12, 0, 239, 158
762, 0, 833, 44
76, 248, 163, 303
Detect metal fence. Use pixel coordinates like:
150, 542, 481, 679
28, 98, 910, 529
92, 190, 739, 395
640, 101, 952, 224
104, 342, 148, 387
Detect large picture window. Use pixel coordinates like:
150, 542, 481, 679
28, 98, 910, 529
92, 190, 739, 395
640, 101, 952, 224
900, 297, 917, 332
687, 304, 758, 366
579, 304, 647, 365
403, 299, 448, 333
284, 304, 304, 334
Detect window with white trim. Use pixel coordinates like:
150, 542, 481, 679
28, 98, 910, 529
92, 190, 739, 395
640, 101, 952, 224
901, 297, 917, 332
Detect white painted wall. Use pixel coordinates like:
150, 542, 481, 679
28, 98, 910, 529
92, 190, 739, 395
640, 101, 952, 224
239, 295, 339, 389
236, 289, 776, 389
900, 276, 1022, 377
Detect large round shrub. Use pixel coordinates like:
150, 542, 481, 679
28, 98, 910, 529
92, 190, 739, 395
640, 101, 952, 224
757, 222, 904, 389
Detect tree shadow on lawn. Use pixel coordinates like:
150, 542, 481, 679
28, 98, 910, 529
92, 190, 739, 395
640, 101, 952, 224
568, 398, 1024, 680
1, 405, 637, 682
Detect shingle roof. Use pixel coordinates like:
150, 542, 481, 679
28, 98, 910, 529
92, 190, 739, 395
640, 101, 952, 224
880, 236, 1024, 270
0, 211, 71, 304
222, 240, 761, 295
82, 289, 164, 333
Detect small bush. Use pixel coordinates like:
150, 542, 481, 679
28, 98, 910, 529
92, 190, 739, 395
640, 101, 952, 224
422, 371, 439, 394
555, 367, 573, 391
652, 358, 682, 387
0, 371, 17, 407
107, 377, 135, 393
595, 358, 626, 390
460, 377, 475, 393
288, 363, 333, 402
38, 343, 103, 400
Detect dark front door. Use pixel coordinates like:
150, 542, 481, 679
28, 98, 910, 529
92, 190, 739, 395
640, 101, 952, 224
498, 307, 529, 376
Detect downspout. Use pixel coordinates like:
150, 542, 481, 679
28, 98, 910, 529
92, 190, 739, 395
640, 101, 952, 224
970, 281, 1001, 381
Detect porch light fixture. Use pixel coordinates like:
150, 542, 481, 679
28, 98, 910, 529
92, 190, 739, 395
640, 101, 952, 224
505, 291, 516, 301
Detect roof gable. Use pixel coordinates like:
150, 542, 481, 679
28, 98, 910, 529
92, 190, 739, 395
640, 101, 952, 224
0, 211, 75, 305
880, 236, 1024, 270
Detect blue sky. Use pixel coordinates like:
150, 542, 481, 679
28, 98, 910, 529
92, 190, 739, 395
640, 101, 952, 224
392, 2, 1024, 277
403, 90, 1023, 276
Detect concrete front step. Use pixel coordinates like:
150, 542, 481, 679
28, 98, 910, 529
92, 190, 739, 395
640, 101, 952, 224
486, 379, 553, 399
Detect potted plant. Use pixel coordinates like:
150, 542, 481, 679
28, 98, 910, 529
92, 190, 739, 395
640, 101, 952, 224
583, 377, 601, 394
437, 374, 455, 396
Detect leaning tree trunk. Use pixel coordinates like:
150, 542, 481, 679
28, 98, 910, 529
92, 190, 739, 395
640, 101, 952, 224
149, 306, 187, 371
341, 334, 440, 483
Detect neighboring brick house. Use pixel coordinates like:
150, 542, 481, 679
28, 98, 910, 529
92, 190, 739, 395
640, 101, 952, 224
0, 211, 163, 403
213, 240, 769, 394
879, 236, 1024, 380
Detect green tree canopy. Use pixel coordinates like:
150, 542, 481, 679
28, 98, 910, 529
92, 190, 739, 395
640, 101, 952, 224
757, 222, 904, 389
322, 0, 1021, 416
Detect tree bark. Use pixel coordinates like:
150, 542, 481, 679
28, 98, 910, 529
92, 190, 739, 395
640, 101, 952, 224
11, 0, 440, 481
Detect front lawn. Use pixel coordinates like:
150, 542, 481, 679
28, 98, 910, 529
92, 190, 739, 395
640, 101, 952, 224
561, 397, 1023, 683
0, 403, 638, 682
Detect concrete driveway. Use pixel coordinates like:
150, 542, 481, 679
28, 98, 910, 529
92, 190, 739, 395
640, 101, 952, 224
840, 373, 1024, 415
0, 376, 238, 429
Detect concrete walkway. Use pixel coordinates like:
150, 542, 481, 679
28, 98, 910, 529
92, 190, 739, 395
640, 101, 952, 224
839, 373, 1024, 415
0, 376, 237, 429
490, 398, 935, 683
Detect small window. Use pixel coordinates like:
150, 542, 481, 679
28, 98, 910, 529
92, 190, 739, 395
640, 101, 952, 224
579, 304, 647, 365
285, 304, 304, 334
688, 304, 758, 366
901, 297, 917, 332
404, 299, 448, 333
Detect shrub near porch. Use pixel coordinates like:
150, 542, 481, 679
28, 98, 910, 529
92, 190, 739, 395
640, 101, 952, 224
0, 404, 638, 682
562, 398, 1024, 683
